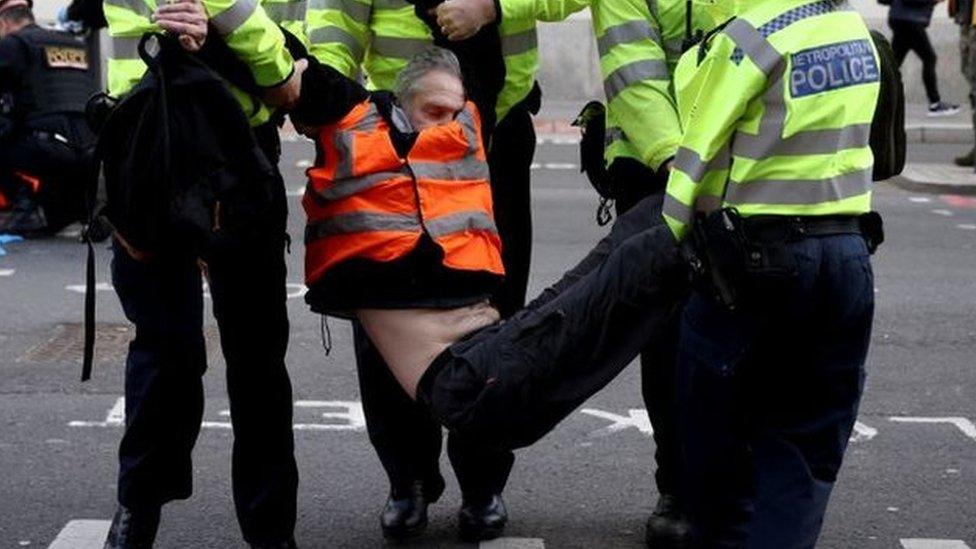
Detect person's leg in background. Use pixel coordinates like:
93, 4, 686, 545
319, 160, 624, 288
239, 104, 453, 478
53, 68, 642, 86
205, 124, 298, 547
889, 18, 911, 67
353, 323, 447, 540
105, 246, 207, 548
608, 158, 691, 547
907, 20, 959, 115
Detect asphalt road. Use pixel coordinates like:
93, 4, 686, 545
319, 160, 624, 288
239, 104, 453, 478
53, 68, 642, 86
1, 138, 974, 549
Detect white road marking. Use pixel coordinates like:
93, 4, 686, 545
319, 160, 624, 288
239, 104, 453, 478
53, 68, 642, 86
900, 540, 972, 549
850, 421, 878, 443
957, 224, 976, 230
0, 268, 14, 276
66, 282, 308, 300
889, 416, 976, 442
47, 519, 112, 549
909, 196, 933, 203
480, 538, 546, 549
537, 136, 579, 145
295, 159, 313, 168
932, 209, 954, 217
68, 397, 124, 427
70, 398, 366, 432
542, 162, 578, 170
580, 408, 652, 437
286, 186, 306, 197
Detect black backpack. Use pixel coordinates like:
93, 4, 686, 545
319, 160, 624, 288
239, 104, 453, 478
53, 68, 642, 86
869, 30, 906, 181
81, 33, 278, 380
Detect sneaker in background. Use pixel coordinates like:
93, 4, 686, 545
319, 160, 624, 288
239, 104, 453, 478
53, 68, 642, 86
928, 102, 961, 117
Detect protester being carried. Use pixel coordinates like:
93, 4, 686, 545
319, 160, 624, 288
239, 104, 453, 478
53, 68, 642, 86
293, 46, 689, 449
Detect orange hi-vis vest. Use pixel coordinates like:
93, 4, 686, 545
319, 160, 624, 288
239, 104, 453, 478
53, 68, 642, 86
303, 99, 505, 286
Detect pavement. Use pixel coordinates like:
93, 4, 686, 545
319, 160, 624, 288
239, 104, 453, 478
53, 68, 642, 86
0, 135, 975, 548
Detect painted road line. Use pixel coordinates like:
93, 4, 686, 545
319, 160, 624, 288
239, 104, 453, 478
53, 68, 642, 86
958, 224, 976, 230
909, 196, 933, 203
481, 538, 546, 549
68, 397, 124, 428
581, 408, 652, 437
931, 209, 954, 216
537, 135, 579, 145
900, 540, 972, 549
295, 159, 313, 169
889, 416, 976, 442
0, 268, 14, 276
286, 186, 306, 197
851, 421, 878, 443
48, 519, 112, 549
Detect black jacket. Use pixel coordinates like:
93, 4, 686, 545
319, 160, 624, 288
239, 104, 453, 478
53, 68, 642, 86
889, 0, 936, 25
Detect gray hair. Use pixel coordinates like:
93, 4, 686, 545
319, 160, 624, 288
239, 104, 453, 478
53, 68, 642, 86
394, 46, 463, 105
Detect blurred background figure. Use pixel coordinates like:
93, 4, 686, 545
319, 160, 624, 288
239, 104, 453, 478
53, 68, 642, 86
888, 0, 960, 116
0, 0, 97, 236
951, 0, 976, 166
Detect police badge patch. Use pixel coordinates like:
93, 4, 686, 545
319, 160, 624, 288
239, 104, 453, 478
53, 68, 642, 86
43, 46, 89, 70
789, 39, 879, 98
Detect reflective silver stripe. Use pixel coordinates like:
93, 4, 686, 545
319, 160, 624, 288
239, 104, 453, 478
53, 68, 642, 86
104, 0, 152, 18
695, 194, 723, 214
109, 35, 141, 59
263, 0, 307, 21
372, 0, 408, 9
212, 0, 260, 35
370, 35, 432, 59
333, 104, 382, 179
596, 21, 661, 58
309, 26, 365, 59
724, 18, 781, 76
410, 157, 490, 181
306, 211, 420, 240
315, 171, 408, 200
662, 194, 691, 224
501, 28, 537, 57
603, 59, 668, 103
733, 123, 872, 159
309, 0, 369, 21
674, 146, 730, 184
455, 106, 481, 155
724, 167, 873, 206
605, 126, 627, 147
426, 210, 498, 238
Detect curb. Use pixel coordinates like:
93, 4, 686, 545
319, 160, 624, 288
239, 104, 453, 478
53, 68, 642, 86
887, 163, 976, 196
906, 124, 973, 145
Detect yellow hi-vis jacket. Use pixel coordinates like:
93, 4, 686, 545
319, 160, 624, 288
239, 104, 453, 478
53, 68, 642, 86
105, 0, 296, 127
305, 0, 586, 124
663, 0, 880, 240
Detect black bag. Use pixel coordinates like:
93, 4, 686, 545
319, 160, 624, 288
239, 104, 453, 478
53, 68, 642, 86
81, 33, 278, 380
868, 30, 906, 181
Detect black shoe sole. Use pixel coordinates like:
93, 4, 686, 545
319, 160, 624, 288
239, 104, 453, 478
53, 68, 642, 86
381, 519, 428, 543
458, 522, 506, 543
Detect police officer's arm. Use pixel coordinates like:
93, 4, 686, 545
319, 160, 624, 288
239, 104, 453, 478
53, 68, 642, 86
434, 0, 588, 41
290, 58, 370, 130
203, 0, 300, 104
305, 0, 370, 78
596, 0, 678, 172
661, 33, 766, 240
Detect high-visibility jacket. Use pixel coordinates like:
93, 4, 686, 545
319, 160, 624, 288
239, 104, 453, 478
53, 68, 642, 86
663, 0, 880, 240
593, 0, 723, 171
303, 99, 505, 285
105, 0, 296, 127
305, 0, 585, 124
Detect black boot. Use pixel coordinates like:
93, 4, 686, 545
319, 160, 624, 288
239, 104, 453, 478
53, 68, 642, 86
954, 146, 975, 167
458, 494, 507, 542
645, 495, 691, 548
380, 480, 429, 540
103, 505, 161, 549
0, 187, 45, 236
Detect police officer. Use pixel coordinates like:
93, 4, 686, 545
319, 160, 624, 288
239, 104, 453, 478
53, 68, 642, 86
434, 0, 726, 545
0, 0, 97, 235
102, 0, 305, 547
662, 0, 880, 545
304, 0, 583, 540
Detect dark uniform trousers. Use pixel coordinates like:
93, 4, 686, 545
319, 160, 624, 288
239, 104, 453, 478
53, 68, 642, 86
610, 158, 683, 500
352, 92, 539, 504
677, 234, 874, 548
110, 123, 298, 545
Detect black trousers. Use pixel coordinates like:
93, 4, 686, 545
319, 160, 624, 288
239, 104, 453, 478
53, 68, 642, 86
417, 194, 689, 450
610, 160, 683, 498
111, 125, 297, 545
488, 99, 537, 318
890, 18, 942, 104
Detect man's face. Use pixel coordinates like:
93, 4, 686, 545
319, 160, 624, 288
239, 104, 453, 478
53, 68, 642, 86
403, 70, 465, 130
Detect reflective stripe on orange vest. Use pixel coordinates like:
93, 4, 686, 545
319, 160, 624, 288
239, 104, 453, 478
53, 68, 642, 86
303, 99, 504, 286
